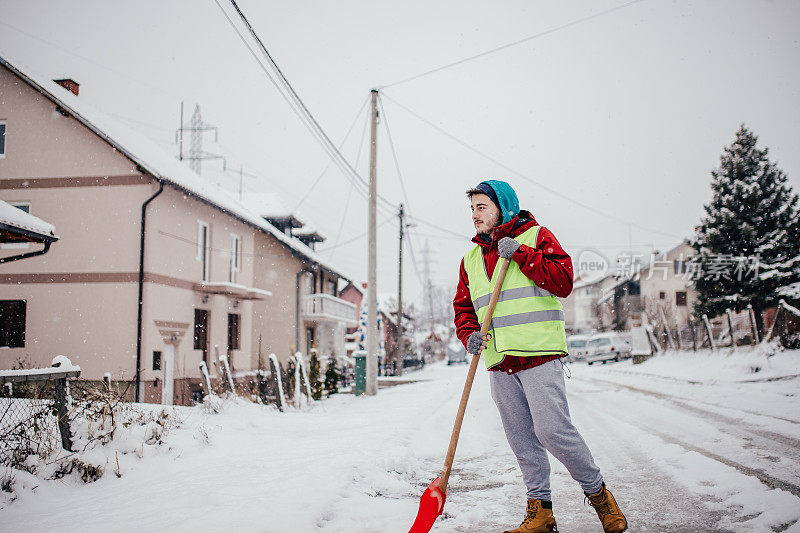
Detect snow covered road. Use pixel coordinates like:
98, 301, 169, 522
1, 350, 799, 532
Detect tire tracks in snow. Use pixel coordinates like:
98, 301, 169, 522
574, 375, 800, 455
584, 369, 800, 425
570, 377, 800, 499
567, 390, 732, 532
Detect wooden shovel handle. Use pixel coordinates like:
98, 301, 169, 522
439, 258, 510, 492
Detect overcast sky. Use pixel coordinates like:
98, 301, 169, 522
2, 0, 799, 308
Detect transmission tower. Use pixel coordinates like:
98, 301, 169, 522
420, 240, 436, 332
176, 103, 225, 175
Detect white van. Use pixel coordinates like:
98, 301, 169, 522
585, 332, 632, 365
566, 334, 591, 362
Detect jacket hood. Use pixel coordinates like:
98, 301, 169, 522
480, 180, 520, 225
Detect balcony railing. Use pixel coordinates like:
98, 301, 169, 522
302, 293, 358, 325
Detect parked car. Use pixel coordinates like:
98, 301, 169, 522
566, 334, 591, 362
446, 342, 468, 365
585, 333, 632, 365
403, 353, 426, 370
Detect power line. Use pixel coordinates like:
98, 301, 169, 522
216, 0, 400, 218
315, 215, 395, 252
328, 105, 372, 256
377, 95, 445, 297
404, 226, 426, 287
382, 94, 683, 241
292, 95, 370, 212
382, 0, 648, 88
213, 0, 384, 213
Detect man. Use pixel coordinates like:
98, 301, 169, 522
453, 180, 627, 533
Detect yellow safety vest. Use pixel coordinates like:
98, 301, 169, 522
464, 225, 568, 369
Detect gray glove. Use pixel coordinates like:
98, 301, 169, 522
467, 331, 490, 355
498, 237, 521, 259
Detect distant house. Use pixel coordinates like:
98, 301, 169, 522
242, 194, 357, 363
638, 241, 697, 326
561, 274, 605, 333
0, 55, 356, 405
339, 283, 413, 374
595, 242, 698, 331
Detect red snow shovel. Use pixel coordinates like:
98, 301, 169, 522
408, 257, 511, 533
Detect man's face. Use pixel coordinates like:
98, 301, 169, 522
470, 193, 501, 234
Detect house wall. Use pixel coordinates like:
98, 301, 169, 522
139, 185, 257, 402
0, 64, 259, 404
1, 62, 149, 378
640, 243, 698, 325
570, 282, 602, 332
251, 230, 308, 366
0, 64, 138, 179
0, 61, 353, 403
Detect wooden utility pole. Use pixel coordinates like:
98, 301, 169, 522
396, 203, 405, 376
366, 89, 379, 396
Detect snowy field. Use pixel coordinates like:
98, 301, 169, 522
2, 347, 799, 532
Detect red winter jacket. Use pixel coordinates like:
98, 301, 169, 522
453, 210, 573, 373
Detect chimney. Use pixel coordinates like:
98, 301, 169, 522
53, 78, 79, 96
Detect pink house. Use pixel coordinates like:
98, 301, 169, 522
0, 55, 357, 405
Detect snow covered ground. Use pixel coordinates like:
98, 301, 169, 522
2, 347, 799, 532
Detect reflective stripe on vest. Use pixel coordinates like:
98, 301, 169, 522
492, 309, 566, 328
464, 225, 568, 369
472, 285, 555, 313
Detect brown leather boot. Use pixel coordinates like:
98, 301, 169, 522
587, 483, 627, 532
503, 499, 558, 533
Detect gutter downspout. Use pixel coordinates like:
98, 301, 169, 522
135, 181, 165, 402
0, 241, 52, 263
295, 267, 315, 351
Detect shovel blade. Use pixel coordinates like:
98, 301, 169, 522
408, 477, 447, 533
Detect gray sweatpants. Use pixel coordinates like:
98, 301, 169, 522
489, 359, 603, 501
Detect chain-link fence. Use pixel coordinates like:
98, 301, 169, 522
0, 366, 79, 467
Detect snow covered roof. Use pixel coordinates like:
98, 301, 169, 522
292, 222, 326, 241
0, 199, 58, 243
341, 281, 365, 296
777, 282, 800, 300
0, 54, 352, 282
240, 191, 303, 228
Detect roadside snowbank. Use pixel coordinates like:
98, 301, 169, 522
586, 344, 798, 383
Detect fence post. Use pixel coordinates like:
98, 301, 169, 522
690, 319, 697, 351
54, 378, 73, 452
659, 307, 676, 350
268, 354, 287, 412
702, 314, 716, 351
199, 361, 212, 396
764, 303, 783, 343
726, 309, 736, 348
219, 353, 236, 394
291, 352, 314, 408
748, 304, 760, 344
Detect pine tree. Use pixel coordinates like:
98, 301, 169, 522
309, 349, 322, 400
691, 125, 800, 329
324, 356, 340, 395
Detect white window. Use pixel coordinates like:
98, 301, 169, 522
229, 234, 241, 283
1, 202, 31, 249
0, 121, 6, 158
197, 221, 210, 282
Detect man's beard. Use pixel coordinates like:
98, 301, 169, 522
478, 213, 502, 235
